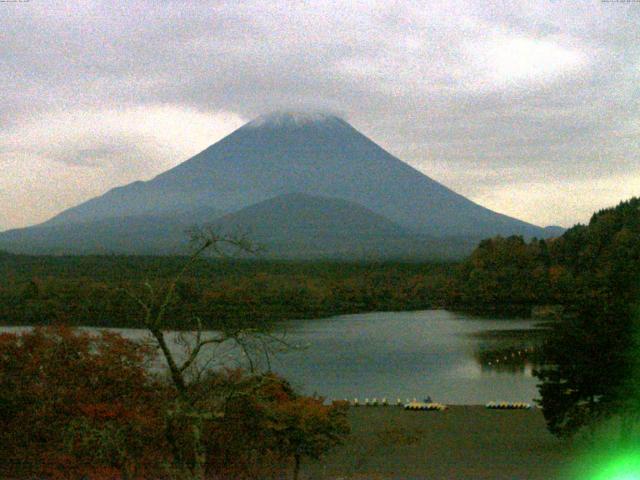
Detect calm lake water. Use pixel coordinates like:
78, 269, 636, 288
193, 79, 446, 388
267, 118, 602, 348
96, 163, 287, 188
1, 310, 544, 404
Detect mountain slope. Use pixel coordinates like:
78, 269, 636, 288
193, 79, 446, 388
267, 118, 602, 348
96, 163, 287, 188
211, 192, 434, 259
214, 192, 406, 238
40, 112, 551, 239
0, 208, 222, 255
0, 193, 478, 259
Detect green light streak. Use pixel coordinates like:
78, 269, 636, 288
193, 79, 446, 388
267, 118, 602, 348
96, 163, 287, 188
580, 449, 640, 480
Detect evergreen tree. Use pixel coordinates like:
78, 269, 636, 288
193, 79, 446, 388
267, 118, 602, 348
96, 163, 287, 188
534, 198, 640, 437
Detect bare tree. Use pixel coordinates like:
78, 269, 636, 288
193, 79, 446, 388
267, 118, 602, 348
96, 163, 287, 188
121, 227, 289, 479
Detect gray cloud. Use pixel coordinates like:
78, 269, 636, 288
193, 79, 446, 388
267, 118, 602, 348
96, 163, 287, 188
1, 0, 639, 229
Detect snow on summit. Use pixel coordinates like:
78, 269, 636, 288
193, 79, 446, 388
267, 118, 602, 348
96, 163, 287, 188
247, 111, 342, 128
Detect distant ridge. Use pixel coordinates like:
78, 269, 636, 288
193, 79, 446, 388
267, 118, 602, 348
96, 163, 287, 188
214, 192, 406, 237
210, 192, 436, 259
0, 193, 479, 259
542, 225, 566, 237
0, 111, 563, 258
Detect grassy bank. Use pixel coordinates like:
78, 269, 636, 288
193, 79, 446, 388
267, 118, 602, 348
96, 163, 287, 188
304, 406, 571, 479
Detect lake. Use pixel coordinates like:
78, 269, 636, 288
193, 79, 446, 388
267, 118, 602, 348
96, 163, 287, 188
0, 310, 545, 404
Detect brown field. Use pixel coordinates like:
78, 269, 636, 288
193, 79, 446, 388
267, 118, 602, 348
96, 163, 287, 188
303, 405, 573, 480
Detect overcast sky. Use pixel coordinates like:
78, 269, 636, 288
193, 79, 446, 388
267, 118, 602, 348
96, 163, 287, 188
1, 0, 638, 231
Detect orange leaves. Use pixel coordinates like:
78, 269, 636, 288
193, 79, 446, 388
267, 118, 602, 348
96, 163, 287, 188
78, 402, 121, 420
0, 325, 168, 480
180, 369, 349, 478
0, 328, 349, 479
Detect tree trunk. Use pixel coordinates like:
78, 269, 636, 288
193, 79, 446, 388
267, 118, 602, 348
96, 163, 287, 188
293, 453, 301, 480
191, 417, 207, 480
151, 328, 186, 395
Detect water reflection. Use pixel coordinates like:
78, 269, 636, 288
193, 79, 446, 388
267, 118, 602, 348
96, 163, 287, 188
0, 311, 549, 404
269, 310, 546, 403
471, 328, 546, 374
475, 346, 540, 374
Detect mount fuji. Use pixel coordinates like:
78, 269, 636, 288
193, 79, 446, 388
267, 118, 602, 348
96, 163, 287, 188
0, 112, 561, 258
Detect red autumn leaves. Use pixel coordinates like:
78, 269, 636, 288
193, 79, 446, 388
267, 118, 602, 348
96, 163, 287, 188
0, 326, 348, 479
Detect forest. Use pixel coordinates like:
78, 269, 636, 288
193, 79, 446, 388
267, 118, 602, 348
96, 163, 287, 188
448, 197, 640, 316
1, 198, 638, 329
1, 198, 638, 478
0, 254, 455, 329
447, 197, 640, 438
0, 236, 357, 480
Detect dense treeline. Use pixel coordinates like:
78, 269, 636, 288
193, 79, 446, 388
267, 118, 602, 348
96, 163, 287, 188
447, 197, 640, 316
3, 197, 637, 329
534, 198, 640, 437
0, 256, 455, 328
446, 236, 572, 315
449, 197, 640, 437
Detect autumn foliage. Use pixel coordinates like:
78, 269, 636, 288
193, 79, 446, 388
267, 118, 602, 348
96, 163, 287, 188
0, 326, 349, 479
198, 371, 350, 479
0, 258, 452, 329
450, 197, 640, 437
0, 326, 167, 479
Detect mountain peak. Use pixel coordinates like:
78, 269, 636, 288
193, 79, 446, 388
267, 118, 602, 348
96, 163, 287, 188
17, 107, 554, 252
246, 111, 343, 129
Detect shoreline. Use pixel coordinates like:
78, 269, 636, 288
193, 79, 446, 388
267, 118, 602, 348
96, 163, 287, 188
0, 305, 544, 331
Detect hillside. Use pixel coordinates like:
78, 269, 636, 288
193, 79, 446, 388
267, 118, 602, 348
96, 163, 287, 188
212, 193, 482, 259
0, 112, 559, 257
0, 193, 478, 259
448, 197, 640, 313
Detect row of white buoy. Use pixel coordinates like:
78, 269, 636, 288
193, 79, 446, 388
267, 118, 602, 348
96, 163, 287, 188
487, 348, 534, 366
337, 399, 531, 410
341, 398, 447, 411
346, 397, 435, 407
347, 397, 398, 407
485, 402, 531, 409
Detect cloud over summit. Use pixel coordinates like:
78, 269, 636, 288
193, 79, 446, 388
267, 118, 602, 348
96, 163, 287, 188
1, 0, 638, 229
